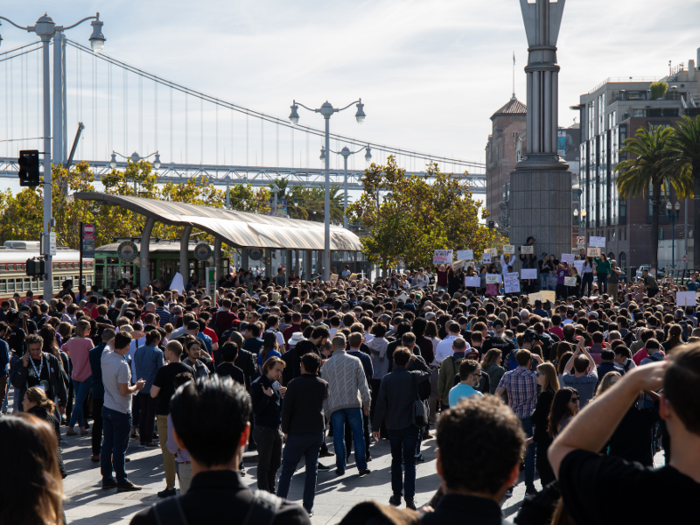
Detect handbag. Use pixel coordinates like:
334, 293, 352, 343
411, 372, 429, 428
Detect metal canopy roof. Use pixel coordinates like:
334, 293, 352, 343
75, 192, 362, 252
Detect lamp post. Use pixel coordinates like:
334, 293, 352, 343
666, 200, 681, 269
321, 145, 371, 229
289, 98, 365, 282
0, 13, 105, 299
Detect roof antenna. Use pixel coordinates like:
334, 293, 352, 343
512, 52, 516, 100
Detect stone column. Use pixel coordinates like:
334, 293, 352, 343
285, 249, 293, 284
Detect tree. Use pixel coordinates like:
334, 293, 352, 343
348, 157, 494, 268
666, 116, 700, 267
615, 125, 691, 270
650, 81, 668, 100
227, 184, 271, 214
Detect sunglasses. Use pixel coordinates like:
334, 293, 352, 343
570, 397, 580, 403
536, 372, 545, 376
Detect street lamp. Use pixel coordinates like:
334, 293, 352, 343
321, 145, 372, 229
666, 200, 681, 268
0, 12, 105, 300
288, 98, 366, 282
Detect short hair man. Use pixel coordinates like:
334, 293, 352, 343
130, 376, 310, 524
421, 396, 524, 523
448, 359, 484, 407
548, 346, 700, 525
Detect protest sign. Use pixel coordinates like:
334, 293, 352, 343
503, 245, 515, 254
433, 249, 453, 265
465, 276, 481, 288
587, 247, 601, 257
561, 253, 575, 265
521, 269, 537, 279
564, 277, 577, 287
573, 260, 585, 273
482, 253, 492, 264
486, 274, 502, 284
589, 236, 606, 248
521, 245, 534, 255
528, 292, 543, 303
457, 249, 473, 261
504, 272, 520, 294
453, 259, 466, 270
541, 291, 556, 303
490, 248, 498, 257
676, 291, 697, 307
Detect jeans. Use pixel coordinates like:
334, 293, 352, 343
388, 425, 420, 501
138, 393, 157, 444
101, 406, 131, 485
597, 273, 608, 294
331, 408, 367, 472
370, 380, 386, 439
253, 426, 283, 493
535, 441, 555, 487
92, 397, 104, 456
277, 431, 323, 513
157, 415, 176, 489
0, 375, 8, 412
520, 417, 535, 490
343, 409, 371, 460
69, 377, 93, 428
539, 273, 548, 291
580, 273, 594, 296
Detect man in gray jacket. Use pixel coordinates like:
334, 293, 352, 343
321, 334, 371, 477
372, 346, 430, 510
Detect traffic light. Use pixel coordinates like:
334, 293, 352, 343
18, 150, 40, 187
488, 220, 495, 229
26, 258, 45, 277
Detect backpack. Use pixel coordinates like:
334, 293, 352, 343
152, 489, 282, 525
506, 349, 518, 371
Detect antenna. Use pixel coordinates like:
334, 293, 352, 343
512, 52, 516, 99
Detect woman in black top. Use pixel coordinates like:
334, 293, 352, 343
23, 386, 67, 479
530, 363, 559, 486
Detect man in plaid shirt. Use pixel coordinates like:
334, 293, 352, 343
495, 331, 543, 496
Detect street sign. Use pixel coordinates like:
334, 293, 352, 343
576, 236, 585, 245
82, 223, 95, 239
117, 241, 138, 262
194, 243, 213, 261
49, 232, 57, 256
683, 255, 688, 263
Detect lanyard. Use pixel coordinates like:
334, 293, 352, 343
30, 353, 44, 379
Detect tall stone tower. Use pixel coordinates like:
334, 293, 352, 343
510, 0, 572, 265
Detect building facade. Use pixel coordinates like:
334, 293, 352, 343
575, 56, 700, 271
485, 96, 527, 230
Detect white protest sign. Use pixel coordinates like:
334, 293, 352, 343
490, 248, 498, 257
521, 269, 537, 279
433, 249, 453, 265
521, 245, 534, 255
589, 236, 606, 248
465, 276, 481, 288
561, 253, 575, 265
503, 245, 515, 254
482, 253, 492, 264
504, 272, 520, 294
573, 260, 585, 273
587, 247, 601, 257
486, 274, 502, 284
676, 291, 697, 307
564, 277, 577, 287
457, 249, 473, 261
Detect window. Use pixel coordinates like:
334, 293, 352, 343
16, 279, 23, 292
53, 277, 60, 291
619, 252, 627, 268
8, 265, 14, 271
0, 265, 5, 271
0, 280, 5, 293
7, 279, 14, 293
608, 252, 615, 260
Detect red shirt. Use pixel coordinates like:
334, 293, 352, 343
549, 326, 564, 340
203, 327, 219, 345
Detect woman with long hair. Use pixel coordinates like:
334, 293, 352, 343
531, 362, 560, 486
0, 412, 64, 525
480, 349, 505, 394
595, 371, 621, 399
23, 386, 67, 479
663, 324, 683, 353
548, 387, 580, 438
62, 319, 94, 436
258, 332, 281, 373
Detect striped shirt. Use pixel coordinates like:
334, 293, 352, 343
498, 366, 538, 419
155, 307, 170, 327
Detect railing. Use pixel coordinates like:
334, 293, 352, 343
587, 77, 662, 95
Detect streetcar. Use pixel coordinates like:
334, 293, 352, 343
0, 240, 94, 299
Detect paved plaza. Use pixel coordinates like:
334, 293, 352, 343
57, 425, 535, 524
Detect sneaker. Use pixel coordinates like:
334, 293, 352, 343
90, 455, 100, 463
358, 469, 371, 476
389, 495, 402, 507
504, 488, 513, 498
319, 449, 334, 458
66, 429, 77, 436
101, 479, 118, 490
335, 468, 345, 476
117, 481, 142, 493
405, 500, 417, 511
59, 439, 68, 446
317, 463, 331, 471
525, 486, 539, 497
158, 487, 177, 498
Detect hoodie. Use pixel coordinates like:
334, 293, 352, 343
367, 336, 390, 381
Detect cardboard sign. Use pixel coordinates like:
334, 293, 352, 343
587, 247, 601, 257
564, 277, 577, 287
457, 249, 473, 261
561, 253, 575, 265
503, 245, 515, 254
465, 276, 481, 288
433, 249, 453, 265
486, 274, 502, 284
521, 245, 534, 255
330, 274, 339, 284
541, 291, 556, 304
589, 236, 606, 248
490, 248, 498, 257
504, 272, 520, 294
453, 259, 466, 270
521, 269, 537, 279
676, 291, 697, 307
528, 292, 543, 303
482, 253, 492, 264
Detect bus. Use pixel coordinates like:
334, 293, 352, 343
0, 240, 94, 299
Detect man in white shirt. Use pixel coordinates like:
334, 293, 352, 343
101, 331, 146, 492
414, 268, 429, 289
435, 321, 469, 363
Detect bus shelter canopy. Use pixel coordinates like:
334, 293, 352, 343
74, 192, 362, 252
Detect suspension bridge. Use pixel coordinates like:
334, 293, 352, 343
0, 36, 486, 193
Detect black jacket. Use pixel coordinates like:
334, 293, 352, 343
282, 341, 319, 386
531, 388, 555, 444
129, 470, 309, 525
11, 352, 67, 408
28, 405, 67, 478
234, 347, 259, 390
251, 374, 282, 429
281, 374, 329, 435
422, 494, 509, 525
372, 366, 430, 432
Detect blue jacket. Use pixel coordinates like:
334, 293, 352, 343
133, 344, 164, 394
88, 342, 108, 399
0, 339, 9, 378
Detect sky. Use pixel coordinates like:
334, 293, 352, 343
1, 0, 699, 196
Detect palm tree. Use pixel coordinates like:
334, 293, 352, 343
667, 116, 700, 267
615, 125, 691, 271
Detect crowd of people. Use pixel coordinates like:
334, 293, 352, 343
0, 259, 699, 524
